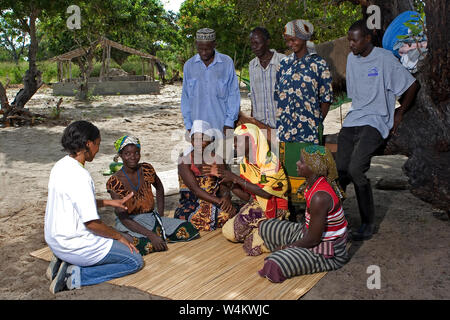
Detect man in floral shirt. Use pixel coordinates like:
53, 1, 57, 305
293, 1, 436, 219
275, 19, 334, 208
275, 19, 333, 144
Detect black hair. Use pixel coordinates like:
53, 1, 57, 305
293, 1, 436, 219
250, 27, 270, 41
61, 120, 100, 155
348, 19, 372, 37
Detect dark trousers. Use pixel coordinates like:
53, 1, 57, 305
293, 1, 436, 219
336, 125, 384, 189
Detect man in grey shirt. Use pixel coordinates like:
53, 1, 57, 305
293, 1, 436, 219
337, 20, 418, 241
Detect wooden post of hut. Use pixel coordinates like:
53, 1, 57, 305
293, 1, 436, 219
99, 43, 107, 82
150, 59, 155, 81
69, 60, 72, 82
105, 45, 111, 78
57, 61, 61, 82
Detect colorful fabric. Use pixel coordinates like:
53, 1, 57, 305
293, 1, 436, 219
222, 198, 288, 256
258, 219, 348, 281
304, 177, 348, 241
106, 163, 157, 214
114, 135, 141, 153
275, 52, 333, 144
174, 166, 232, 231
234, 123, 288, 218
284, 19, 314, 40
121, 213, 200, 256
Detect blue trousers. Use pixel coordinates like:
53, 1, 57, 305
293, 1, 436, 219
79, 240, 143, 286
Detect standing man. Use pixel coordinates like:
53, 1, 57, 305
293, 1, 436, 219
181, 28, 240, 137
337, 20, 418, 241
248, 27, 285, 129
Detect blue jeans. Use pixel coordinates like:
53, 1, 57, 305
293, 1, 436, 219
79, 240, 143, 286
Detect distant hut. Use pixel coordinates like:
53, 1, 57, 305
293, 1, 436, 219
50, 37, 161, 96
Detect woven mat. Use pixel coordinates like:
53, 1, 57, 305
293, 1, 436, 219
30, 230, 326, 300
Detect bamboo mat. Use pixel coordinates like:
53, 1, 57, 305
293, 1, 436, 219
30, 230, 327, 300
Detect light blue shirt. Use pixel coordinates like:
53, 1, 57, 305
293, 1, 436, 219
181, 50, 240, 132
344, 47, 416, 138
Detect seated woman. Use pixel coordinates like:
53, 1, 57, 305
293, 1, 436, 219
106, 135, 199, 256
257, 145, 349, 283
174, 120, 236, 231
203, 123, 289, 256
45, 121, 143, 294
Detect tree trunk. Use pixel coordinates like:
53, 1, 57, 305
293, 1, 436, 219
384, 0, 450, 211
10, 8, 43, 109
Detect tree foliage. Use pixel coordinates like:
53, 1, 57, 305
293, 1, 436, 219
177, 0, 361, 69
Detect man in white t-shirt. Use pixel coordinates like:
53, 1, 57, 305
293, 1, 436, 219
45, 121, 144, 294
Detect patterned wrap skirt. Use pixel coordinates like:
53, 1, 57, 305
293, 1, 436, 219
222, 198, 289, 256
115, 211, 199, 255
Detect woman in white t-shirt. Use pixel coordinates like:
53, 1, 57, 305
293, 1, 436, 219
45, 120, 143, 294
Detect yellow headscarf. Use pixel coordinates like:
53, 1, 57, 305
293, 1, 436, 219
234, 123, 288, 217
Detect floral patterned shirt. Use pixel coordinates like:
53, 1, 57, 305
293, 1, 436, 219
275, 52, 333, 143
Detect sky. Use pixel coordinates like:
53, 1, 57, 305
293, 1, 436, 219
162, 0, 184, 13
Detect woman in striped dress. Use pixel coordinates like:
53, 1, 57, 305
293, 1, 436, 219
258, 145, 349, 283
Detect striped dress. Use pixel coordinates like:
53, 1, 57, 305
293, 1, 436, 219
258, 177, 348, 282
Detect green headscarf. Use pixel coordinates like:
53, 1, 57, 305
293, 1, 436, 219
114, 135, 141, 153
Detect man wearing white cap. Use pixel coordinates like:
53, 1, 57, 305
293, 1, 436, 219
181, 28, 240, 136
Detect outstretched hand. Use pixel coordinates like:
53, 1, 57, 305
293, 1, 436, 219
106, 192, 134, 211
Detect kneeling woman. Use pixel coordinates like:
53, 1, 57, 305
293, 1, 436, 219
106, 135, 199, 255
45, 121, 143, 294
258, 145, 349, 283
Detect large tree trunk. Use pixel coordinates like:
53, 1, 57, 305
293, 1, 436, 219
0, 7, 44, 126
10, 8, 43, 109
384, 0, 450, 211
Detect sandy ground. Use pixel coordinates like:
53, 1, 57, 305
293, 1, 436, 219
0, 83, 448, 300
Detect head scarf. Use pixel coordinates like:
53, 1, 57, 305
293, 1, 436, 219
234, 123, 288, 218
114, 135, 141, 153
284, 19, 314, 40
300, 144, 344, 199
196, 28, 216, 42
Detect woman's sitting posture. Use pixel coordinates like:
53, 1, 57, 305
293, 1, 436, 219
174, 120, 236, 231
257, 145, 349, 283
45, 121, 143, 294
106, 135, 199, 255
203, 123, 289, 256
